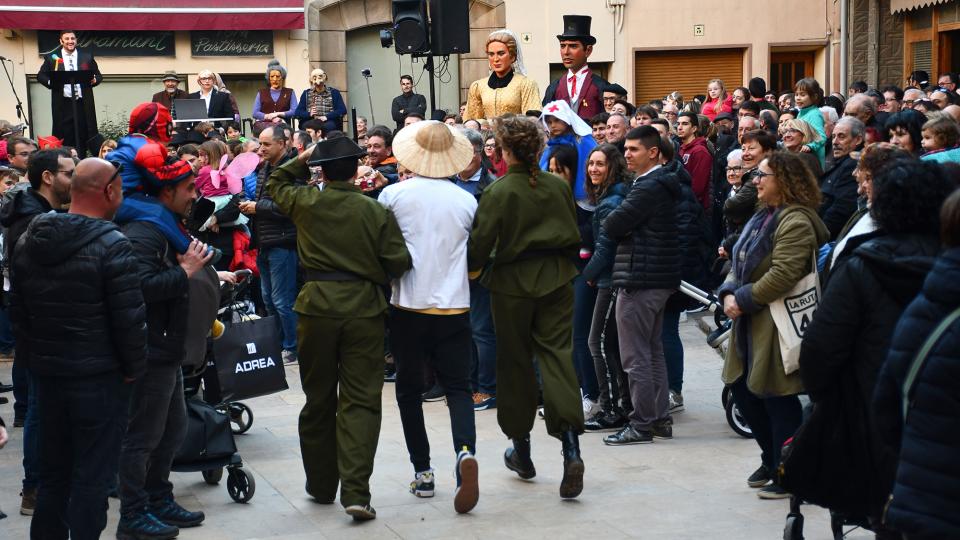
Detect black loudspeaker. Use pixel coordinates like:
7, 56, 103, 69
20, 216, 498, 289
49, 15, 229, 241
429, 0, 470, 56
393, 0, 429, 55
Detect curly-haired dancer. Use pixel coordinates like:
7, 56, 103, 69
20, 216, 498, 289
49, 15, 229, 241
467, 115, 586, 499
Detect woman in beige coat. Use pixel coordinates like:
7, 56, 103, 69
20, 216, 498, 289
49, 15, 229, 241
718, 151, 829, 500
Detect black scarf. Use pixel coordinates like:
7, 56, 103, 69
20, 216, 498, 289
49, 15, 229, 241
487, 70, 514, 90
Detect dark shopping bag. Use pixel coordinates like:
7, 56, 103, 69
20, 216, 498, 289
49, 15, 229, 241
212, 316, 289, 403
174, 398, 237, 464
778, 388, 875, 518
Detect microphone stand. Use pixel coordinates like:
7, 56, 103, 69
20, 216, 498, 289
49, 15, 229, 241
1, 57, 31, 138
362, 71, 376, 125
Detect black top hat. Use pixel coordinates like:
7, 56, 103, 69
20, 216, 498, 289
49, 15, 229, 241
557, 15, 596, 46
307, 136, 366, 166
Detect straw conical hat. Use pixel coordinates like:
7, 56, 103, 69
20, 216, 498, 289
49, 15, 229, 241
392, 121, 474, 178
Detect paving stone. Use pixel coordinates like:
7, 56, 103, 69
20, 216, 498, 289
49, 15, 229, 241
0, 321, 873, 538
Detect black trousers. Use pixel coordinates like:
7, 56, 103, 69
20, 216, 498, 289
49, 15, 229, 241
118, 363, 187, 516
390, 308, 476, 472
728, 376, 802, 473
31, 372, 129, 540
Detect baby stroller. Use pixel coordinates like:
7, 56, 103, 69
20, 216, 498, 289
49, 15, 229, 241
677, 280, 753, 439
172, 269, 258, 503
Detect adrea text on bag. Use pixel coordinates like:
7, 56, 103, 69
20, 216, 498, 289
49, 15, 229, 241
235, 356, 277, 374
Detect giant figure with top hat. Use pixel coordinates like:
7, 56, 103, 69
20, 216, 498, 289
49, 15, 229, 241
542, 15, 610, 123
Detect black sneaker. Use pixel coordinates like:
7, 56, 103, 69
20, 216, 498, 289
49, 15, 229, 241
150, 498, 204, 528
421, 384, 445, 402
757, 483, 790, 499
117, 511, 179, 540
747, 465, 771, 488
454, 447, 479, 514
651, 419, 673, 440
603, 425, 653, 445
344, 503, 377, 521
584, 411, 627, 432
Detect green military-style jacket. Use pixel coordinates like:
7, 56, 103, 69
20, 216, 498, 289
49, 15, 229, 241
467, 164, 580, 297
267, 158, 412, 318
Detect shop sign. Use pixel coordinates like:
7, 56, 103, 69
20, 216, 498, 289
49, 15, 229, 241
191, 30, 274, 57
38, 30, 174, 57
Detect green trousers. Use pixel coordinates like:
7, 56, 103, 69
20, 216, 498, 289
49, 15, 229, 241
490, 282, 584, 439
297, 313, 384, 507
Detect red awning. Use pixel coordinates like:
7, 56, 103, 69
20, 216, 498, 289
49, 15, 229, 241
0, 0, 305, 31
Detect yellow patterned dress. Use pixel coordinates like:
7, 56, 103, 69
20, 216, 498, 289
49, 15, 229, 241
464, 71, 542, 121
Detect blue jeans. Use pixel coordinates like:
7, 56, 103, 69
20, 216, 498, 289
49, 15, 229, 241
662, 307, 684, 394
12, 353, 29, 420
469, 281, 496, 395
0, 305, 14, 353
573, 275, 599, 400
22, 373, 39, 491
258, 247, 299, 352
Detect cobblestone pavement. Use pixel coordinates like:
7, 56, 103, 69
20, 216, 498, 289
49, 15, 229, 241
0, 319, 871, 539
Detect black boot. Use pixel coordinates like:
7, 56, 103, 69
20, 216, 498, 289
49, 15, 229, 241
503, 434, 536, 479
559, 430, 584, 499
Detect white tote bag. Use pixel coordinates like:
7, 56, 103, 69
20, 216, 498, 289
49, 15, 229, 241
767, 251, 820, 375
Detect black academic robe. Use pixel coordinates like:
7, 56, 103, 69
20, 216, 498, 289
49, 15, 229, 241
37, 49, 103, 155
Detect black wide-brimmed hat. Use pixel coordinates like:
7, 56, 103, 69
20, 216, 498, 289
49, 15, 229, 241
307, 136, 366, 167
556, 15, 596, 46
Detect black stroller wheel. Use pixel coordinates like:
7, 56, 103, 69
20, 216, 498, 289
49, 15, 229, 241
227, 467, 256, 503
784, 513, 805, 540
725, 397, 754, 438
228, 402, 254, 434
202, 468, 224, 485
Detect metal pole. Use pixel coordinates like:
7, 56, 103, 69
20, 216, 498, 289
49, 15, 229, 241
840, 0, 848, 95
351, 107, 358, 143
426, 55, 437, 116
364, 76, 376, 125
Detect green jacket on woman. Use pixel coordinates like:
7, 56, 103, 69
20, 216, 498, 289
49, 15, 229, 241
719, 204, 829, 397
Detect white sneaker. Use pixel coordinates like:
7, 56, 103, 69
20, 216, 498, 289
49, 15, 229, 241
409, 469, 435, 498
582, 396, 600, 418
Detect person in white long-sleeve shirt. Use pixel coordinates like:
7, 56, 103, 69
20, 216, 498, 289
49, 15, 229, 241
377, 120, 480, 515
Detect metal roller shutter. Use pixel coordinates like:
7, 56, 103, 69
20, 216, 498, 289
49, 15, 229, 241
634, 48, 745, 104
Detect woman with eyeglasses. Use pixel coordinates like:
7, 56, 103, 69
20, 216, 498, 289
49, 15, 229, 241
721, 130, 775, 257
779, 118, 823, 177
719, 151, 829, 500
482, 134, 507, 177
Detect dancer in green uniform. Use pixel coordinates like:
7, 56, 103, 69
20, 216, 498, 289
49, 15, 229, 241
267, 137, 411, 521
467, 114, 586, 498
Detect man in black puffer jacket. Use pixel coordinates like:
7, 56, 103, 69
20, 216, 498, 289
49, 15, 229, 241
117, 153, 213, 540
10, 158, 146, 539
239, 125, 301, 363
601, 126, 681, 446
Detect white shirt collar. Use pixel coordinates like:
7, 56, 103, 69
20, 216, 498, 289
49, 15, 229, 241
636, 163, 662, 179
459, 167, 483, 183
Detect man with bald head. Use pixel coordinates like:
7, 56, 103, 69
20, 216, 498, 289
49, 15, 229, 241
11, 158, 147, 539
844, 94, 884, 141
943, 104, 960, 124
